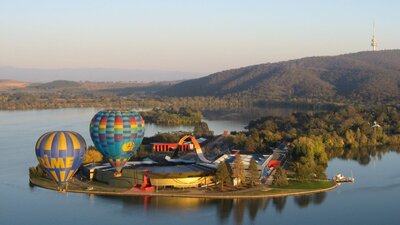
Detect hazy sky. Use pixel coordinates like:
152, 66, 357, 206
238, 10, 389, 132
1, 0, 399, 75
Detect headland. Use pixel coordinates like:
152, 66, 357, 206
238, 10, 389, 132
30, 175, 338, 199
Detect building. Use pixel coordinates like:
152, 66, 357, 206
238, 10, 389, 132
151, 143, 191, 152
82, 136, 286, 189
151, 137, 207, 152
83, 160, 215, 189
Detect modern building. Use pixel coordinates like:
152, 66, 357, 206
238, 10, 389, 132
151, 142, 191, 152
151, 137, 207, 152
83, 160, 215, 189
82, 136, 286, 189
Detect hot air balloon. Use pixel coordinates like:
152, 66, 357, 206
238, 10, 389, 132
89, 110, 145, 177
35, 131, 87, 192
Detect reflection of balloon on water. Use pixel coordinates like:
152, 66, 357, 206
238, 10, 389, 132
89, 110, 145, 177
35, 131, 87, 192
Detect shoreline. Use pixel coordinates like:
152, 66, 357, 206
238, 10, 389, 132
30, 176, 339, 199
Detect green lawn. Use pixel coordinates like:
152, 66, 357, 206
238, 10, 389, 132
272, 180, 335, 190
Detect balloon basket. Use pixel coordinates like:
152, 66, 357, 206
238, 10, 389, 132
114, 172, 122, 177
57, 187, 67, 193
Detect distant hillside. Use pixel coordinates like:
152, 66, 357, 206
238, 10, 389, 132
8, 80, 175, 96
0, 80, 30, 91
159, 50, 400, 103
100, 82, 177, 96
33, 80, 83, 89
0, 67, 202, 82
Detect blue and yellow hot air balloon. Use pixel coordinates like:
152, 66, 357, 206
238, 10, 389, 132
89, 110, 145, 177
35, 131, 87, 191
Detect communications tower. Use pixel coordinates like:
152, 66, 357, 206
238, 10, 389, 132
371, 21, 377, 51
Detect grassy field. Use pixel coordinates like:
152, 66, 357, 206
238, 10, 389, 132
272, 180, 335, 190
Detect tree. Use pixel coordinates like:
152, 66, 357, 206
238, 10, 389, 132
232, 155, 245, 187
273, 167, 288, 186
244, 138, 257, 153
247, 159, 259, 187
215, 161, 231, 191
83, 145, 104, 164
263, 130, 283, 146
193, 121, 213, 137
233, 133, 247, 149
291, 136, 328, 179
345, 130, 358, 148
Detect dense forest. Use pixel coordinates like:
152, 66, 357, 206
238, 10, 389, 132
159, 50, 400, 104
224, 105, 400, 179
141, 107, 202, 125
227, 105, 400, 151
0, 92, 257, 110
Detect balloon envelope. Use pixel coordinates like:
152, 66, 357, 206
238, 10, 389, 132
89, 110, 145, 175
35, 131, 87, 190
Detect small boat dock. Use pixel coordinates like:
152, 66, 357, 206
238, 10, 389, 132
333, 173, 355, 183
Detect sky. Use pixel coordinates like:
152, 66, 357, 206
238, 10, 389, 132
0, 0, 399, 79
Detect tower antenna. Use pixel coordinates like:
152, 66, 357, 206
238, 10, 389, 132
371, 20, 377, 51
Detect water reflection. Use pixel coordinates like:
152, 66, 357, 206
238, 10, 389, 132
217, 199, 234, 223
97, 193, 326, 225
293, 192, 326, 208
272, 197, 286, 213
312, 192, 327, 205
327, 145, 400, 166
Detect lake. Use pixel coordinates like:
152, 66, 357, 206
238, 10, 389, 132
0, 108, 399, 225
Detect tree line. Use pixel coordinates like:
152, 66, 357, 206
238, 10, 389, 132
141, 107, 202, 125
223, 105, 400, 179
0, 92, 256, 110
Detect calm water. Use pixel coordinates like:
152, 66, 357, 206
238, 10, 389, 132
0, 108, 399, 225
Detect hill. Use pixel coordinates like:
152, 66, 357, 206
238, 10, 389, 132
33, 80, 83, 89
6, 79, 175, 96
0, 67, 201, 82
159, 50, 400, 103
0, 80, 30, 91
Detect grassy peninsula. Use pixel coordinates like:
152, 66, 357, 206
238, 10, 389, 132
29, 173, 337, 199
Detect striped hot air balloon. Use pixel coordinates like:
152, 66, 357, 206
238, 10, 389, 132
89, 110, 145, 177
35, 131, 87, 191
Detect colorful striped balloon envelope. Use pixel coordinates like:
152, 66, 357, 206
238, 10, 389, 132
89, 110, 145, 177
35, 131, 87, 191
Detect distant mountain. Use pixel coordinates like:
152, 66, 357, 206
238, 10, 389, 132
159, 50, 400, 102
0, 80, 30, 91
0, 67, 202, 82
6, 79, 176, 96
32, 80, 82, 89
